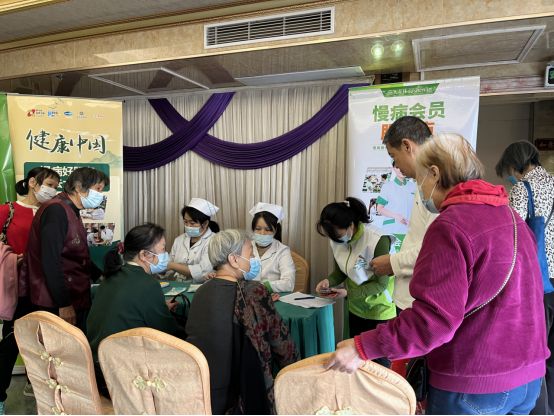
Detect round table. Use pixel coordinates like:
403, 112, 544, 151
166, 281, 335, 359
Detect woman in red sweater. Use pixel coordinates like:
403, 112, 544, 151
327, 134, 548, 415
0, 167, 60, 414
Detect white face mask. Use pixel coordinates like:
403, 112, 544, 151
34, 185, 57, 203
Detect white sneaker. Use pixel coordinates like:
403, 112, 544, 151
23, 382, 34, 397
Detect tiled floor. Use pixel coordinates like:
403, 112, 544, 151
4, 376, 36, 415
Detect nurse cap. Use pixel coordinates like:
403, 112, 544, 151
249, 202, 285, 223
188, 198, 219, 217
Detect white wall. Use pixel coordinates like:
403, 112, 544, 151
476, 103, 532, 185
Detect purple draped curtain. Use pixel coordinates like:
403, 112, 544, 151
123, 83, 367, 171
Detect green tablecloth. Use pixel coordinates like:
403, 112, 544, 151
89, 242, 120, 271
167, 282, 335, 359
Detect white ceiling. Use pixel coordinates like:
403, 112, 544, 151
0, 0, 266, 42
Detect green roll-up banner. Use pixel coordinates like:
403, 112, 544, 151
0, 94, 16, 202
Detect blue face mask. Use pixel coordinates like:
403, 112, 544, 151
253, 233, 274, 247
238, 255, 261, 280
418, 171, 440, 214
507, 175, 518, 185
185, 226, 202, 238
147, 251, 170, 274
338, 231, 352, 244
81, 189, 104, 209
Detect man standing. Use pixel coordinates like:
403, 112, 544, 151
370, 116, 438, 312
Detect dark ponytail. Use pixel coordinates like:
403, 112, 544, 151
104, 223, 165, 277
316, 197, 370, 242
15, 167, 60, 196
208, 221, 220, 233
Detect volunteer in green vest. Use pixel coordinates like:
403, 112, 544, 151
316, 197, 395, 367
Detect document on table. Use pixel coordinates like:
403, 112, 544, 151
187, 284, 202, 293
164, 287, 186, 297
279, 292, 335, 309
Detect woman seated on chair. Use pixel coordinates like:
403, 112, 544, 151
249, 202, 296, 294
87, 223, 182, 394
186, 229, 299, 415
166, 198, 220, 282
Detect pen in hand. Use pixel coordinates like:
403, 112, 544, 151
294, 296, 316, 300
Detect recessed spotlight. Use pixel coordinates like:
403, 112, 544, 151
371, 43, 385, 59
391, 40, 405, 55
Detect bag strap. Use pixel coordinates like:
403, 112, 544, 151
546, 199, 554, 226
522, 181, 536, 219
0, 202, 15, 244
464, 207, 518, 319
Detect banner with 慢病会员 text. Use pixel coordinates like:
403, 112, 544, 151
347, 77, 480, 252
7, 95, 123, 244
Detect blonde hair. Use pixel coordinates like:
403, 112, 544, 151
416, 133, 484, 189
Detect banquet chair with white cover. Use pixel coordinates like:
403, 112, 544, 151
274, 352, 416, 415
98, 327, 211, 415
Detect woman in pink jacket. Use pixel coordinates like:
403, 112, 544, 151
327, 134, 548, 415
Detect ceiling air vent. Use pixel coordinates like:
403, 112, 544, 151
205, 7, 334, 48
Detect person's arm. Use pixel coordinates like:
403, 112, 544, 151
509, 183, 528, 220
265, 247, 296, 293
141, 280, 180, 336
356, 220, 470, 360
376, 204, 408, 224
351, 236, 392, 297
388, 197, 437, 280
327, 260, 347, 287
40, 204, 71, 307
167, 262, 192, 277
188, 244, 213, 283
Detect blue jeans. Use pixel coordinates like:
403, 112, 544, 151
427, 378, 542, 415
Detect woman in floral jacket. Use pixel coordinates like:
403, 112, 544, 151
186, 229, 298, 415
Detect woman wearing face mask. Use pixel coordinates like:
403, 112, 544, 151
315, 197, 394, 367
86, 223, 181, 396
0, 167, 60, 415
167, 198, 220, 282
328, 134, 548, 415
20, 167, 109, 330
186, 229, 298, 414
249, 202, 296, 293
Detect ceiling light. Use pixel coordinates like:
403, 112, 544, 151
371, 43, 384, 59
391, 40, 405, 55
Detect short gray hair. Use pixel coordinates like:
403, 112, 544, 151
208, 229, 248, 269
416, 133, 484, 189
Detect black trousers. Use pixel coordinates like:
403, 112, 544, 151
348, 312, 391, 368
532, 292, 554, 415
0, 298, 35, 402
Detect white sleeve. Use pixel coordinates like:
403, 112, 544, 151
390, 194, 437, 280
169, 238, 178, 262
268, 247, 296, 293
188, 243, 214, 283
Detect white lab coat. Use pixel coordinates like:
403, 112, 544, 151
252, 239, 296, 292
101, 228, 114, 243
170, 228, 215, 283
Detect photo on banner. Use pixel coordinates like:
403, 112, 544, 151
348, 77, 480, 252
6, 95, 123, 242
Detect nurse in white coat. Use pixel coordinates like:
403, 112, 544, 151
167, 198, 220, 283
249, 202, 296, 293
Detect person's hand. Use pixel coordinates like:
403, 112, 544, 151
316, 279, 330, 294
399, 216, 409, 225
59, 305, 76, 325
325, 339, 364, 373
166, 299, 178, 312
271, 292, 281, 302
206, 272, 217, 280
370, 254, 394, 276
325, 288, 347, 299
